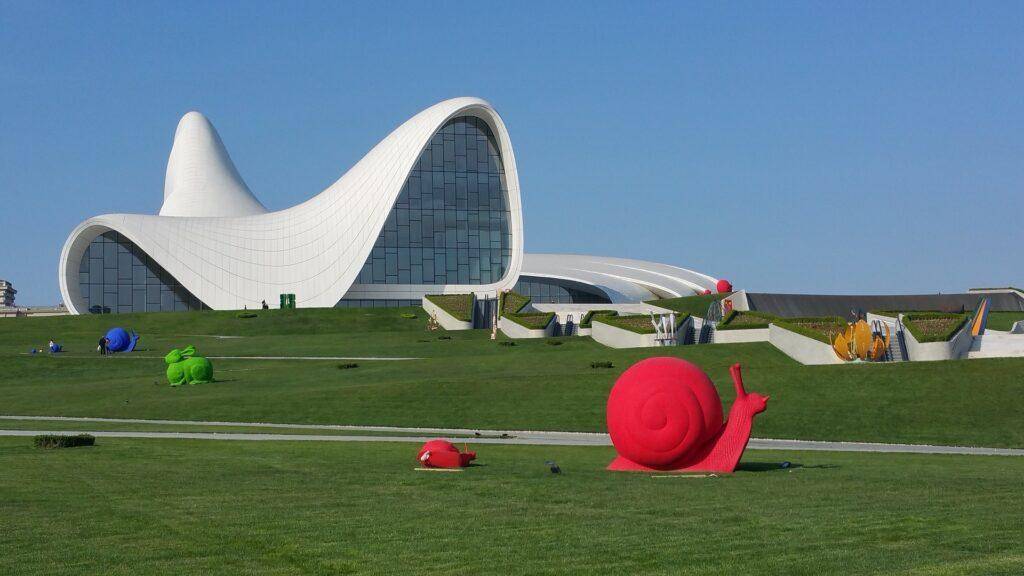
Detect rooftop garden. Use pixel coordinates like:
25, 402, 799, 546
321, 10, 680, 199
593, 313, 690, 335
424, 294, 474, 322
501, 291, 531, 315
716, 310, 777, 331
774, 316, 847, 344
902, 313, 969, 343
580, 309, 617, 328
646, 292, 730, 317
502, 312, 555, 330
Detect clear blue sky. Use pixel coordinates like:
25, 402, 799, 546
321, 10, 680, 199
1, 2, 1021, 305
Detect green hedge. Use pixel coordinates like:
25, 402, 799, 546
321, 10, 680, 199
34, 434, 95, 449
645, 293, 729, 316
716, 310, 778, 331
503, 312, 555, 330
425, 294, 474, 322
902, 313, 969, 343
593, 313, 690, 335
773, 316, 846, 344
501, 291, 531, 315
580, 309, 617, 328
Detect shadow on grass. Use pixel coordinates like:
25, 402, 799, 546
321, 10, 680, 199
736, 462, 841, 473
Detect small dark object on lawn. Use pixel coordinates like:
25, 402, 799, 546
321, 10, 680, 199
500, 341, 516, 347
545, 460, 561, 474
781, 461, 791, 469
34, 434, 95, 449
545, 340, 563, 346
590, 361, 614, 369
500, 433, 511, 439
474, 432, 482, 437
437, 335, 451, 340
337, 363, 359, 370
236, 312, 258, 319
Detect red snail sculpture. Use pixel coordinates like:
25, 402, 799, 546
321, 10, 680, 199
607, 357, 768, 473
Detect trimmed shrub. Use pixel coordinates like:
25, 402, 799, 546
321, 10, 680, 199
593, 313, 690, 335
773, 316, 846, 344
337, 363, 359, 370
503, 312, 555, 330
501, 291, 531, 315
499, 341, 517, 347
902, 313, 969, 343
580, 309, 617, 328
236, 312, 258, 319
34, 434, 95, 449
590, 361, 614, 369
716, 311, 777, 331
646, 293, 729, 316
425, 294, 474, 322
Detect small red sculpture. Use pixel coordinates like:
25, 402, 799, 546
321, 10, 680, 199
716, 279, 733, 293
702, 289, 713, 295
607, 358, 768, 473
417, 439, 476, 468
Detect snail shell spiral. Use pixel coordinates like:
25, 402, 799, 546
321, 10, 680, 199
606, 357, 724, 467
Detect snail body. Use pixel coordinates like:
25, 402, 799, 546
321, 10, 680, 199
606, 357, 768, 473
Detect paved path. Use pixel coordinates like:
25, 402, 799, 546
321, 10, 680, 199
3, 415, 1023, 456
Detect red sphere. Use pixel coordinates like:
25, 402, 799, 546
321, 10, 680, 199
606, 357, 723, 467
716, 279, 733, 293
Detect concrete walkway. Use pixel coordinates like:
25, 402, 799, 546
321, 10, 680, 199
3, 415, 1023, 456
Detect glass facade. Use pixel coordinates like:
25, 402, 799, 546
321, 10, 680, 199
335, 299, 420, 308
514, 276, 612, 304
354, 115, 512, 287
77, 231, 207, 314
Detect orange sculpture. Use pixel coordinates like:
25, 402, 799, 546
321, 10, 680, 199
831, 319, 890, 361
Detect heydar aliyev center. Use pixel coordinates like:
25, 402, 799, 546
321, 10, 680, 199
59, 97, 719, 314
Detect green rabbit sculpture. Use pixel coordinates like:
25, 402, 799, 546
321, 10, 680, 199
165, 345, 214, 386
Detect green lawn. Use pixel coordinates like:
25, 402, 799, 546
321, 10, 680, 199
1, 437, 1021, 575
3, 308, 1024, 447
986, 312, 1024, 332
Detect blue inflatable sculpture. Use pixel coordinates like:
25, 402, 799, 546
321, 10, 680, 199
105, 327, 140, 353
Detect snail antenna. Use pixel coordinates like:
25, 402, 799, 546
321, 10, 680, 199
730, 363, 747, 398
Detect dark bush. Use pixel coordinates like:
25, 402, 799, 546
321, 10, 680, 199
500, 341, 517, 347
437, 335, 452, 340
590, 361, 614, 369
34, 434, 95, 449
337, 363, 359, 370
236, 312, 258, 319
545, 339, 564, 346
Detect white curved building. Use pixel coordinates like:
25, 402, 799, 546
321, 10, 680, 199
59, 97, 718, 314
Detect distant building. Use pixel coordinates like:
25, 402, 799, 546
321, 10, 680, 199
0, 279, 15, 307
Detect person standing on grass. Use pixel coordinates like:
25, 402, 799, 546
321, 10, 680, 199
97, 335, 108, 355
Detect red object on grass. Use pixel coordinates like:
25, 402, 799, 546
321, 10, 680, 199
417, 439, 476, 468
606, 357, 768, 473
702, 289, 712, 295
716, 279, 733, 293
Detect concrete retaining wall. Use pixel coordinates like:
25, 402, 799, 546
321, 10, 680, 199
768, 324, 843, 365
499, 316, 556, 339
968, 333, 1024, 358
422, 297, 473, 331
900, 314, 973, 361
712, 328, 769, 344
592, 316, 692, 349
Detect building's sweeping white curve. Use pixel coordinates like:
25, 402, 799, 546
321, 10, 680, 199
60, 97, 525, 313
59, 97, 719, 315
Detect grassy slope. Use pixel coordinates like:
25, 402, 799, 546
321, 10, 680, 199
1, 438, 1022, 576
3, 308, 1024, 447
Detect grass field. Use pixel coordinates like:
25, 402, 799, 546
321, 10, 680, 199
3, 308, 1024, 447
986, 311, 1024, 331
1, 437, 1021, 575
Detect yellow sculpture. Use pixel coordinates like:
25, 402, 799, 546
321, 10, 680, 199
832, 319, 890, 361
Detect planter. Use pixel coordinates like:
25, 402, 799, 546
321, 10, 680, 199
712, 328, 769, 344
499, 315, 556, 339
900, 314, 973, 361
592, 316, 692, 349
422, 296, 473, 330
768, 324, 843, 365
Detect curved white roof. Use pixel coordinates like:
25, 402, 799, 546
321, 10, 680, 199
160, 111, 267, 217
59, 97, 525, 313
520, 253, 718, 303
